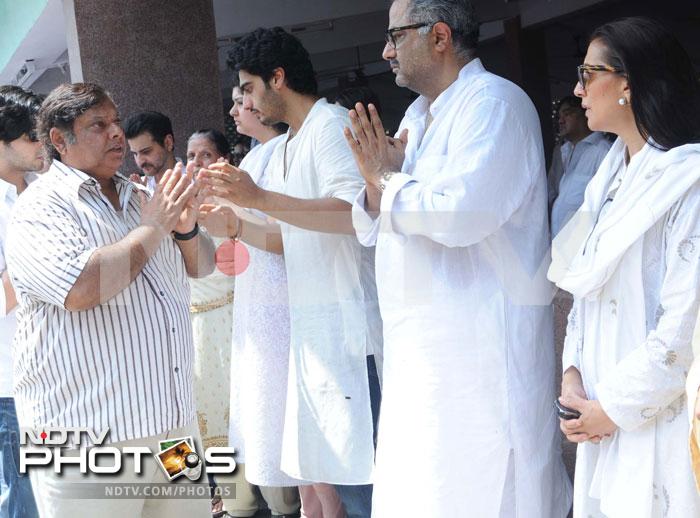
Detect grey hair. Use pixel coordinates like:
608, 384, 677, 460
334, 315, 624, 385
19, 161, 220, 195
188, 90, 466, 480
406, 0, 479, 59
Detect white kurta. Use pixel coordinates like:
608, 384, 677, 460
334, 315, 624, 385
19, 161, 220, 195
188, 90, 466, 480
227, 135, 302, 487
268, 99, 379, 484
551, 139, 700, 517
352, 59, 572, 517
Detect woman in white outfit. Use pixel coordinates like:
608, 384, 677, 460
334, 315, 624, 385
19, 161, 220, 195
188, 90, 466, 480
185, 128, 236, 517
549, 17, 700, 518
200, 84, 305, 518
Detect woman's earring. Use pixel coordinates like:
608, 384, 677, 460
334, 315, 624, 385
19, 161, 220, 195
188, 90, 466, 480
618, 97, 628, 106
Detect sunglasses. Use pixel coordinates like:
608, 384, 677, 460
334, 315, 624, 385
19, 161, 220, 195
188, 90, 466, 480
577, 64, 624, 90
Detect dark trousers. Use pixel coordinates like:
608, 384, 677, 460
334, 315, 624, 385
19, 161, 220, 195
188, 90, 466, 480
334, 355, 381, 518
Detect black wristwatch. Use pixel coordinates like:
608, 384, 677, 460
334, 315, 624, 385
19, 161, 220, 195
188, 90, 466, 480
173, 223, 199, 241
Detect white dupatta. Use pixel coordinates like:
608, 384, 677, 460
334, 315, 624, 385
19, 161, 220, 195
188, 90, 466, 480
549, 138, 700, 298
548, 138, 700, 517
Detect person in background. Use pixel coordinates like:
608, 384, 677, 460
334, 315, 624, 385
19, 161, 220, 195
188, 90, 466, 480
0, 85, 42, 518
547, 139, 564, 211
126, 111, 180, 192
551, 17, 700, 517
184, 128, 237, 518
549, 95, 611, 237
334, 86, 382, 117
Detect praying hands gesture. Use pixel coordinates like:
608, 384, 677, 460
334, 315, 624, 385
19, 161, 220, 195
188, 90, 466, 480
344, 102, 408, 212
198, 162, 265, 210
140, 162, 200, 236
559, 367, 618, 443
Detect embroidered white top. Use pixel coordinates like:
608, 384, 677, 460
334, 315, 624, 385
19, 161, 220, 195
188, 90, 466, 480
550, 139, 700, 517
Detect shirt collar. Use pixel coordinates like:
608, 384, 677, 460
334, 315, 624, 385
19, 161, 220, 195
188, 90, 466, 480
0, 172, 38, 205
293, 97, 328, 138
562, 132, 606, 151
405, 58, 485, 121
579, 131, 606, 146
0, 178, 12, 204
51, 161, 131, 199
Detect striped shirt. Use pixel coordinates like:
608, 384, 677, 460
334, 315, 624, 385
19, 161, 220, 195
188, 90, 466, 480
5, 161, 195, 444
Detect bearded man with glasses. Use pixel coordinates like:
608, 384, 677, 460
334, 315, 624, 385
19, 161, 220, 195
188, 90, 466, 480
347, 0, 572, 516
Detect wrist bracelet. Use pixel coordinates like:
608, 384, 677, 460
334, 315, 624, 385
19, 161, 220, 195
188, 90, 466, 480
173, 223, 199, 241
378, 171, 398, 192
231, 218, 243, 242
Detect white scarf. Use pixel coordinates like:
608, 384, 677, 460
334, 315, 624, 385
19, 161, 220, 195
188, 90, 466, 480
549, 138, 700, 298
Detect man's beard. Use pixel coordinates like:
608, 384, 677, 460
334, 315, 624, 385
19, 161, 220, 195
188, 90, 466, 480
141, 159, 165, 177
257, 89, 286, 126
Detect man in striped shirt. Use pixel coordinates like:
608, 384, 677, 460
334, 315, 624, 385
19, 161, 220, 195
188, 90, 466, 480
5, 83, 215, 518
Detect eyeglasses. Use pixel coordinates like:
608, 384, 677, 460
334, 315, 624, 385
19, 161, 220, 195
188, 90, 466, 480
385, 22, 431, 49
577, 64, 623, 90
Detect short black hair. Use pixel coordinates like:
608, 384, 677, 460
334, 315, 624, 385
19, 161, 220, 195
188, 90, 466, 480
0, 85, 42, 144
334, 86, 383, 116
38, 82, 112, 160
227, 27, 318, 96
557, 95, 583, 112
124, 111, 174, 147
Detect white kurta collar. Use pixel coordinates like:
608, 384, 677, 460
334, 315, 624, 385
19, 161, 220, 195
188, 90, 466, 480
290, 97, 328, 139
404, 58, 485, 122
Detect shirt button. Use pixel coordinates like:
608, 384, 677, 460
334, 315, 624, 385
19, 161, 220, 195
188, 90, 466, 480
159, 291, 164, 296
174, 367, 179, 373
171, 327, 176, 333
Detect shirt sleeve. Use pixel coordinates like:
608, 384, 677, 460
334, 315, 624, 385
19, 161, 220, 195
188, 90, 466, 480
6, 200, 96, 308
0, 237, 6, 317
548, 145, 564, 207
315, 116, 365, 205
352, 187, 382, 247
379, 97, 541, 248
562, 297, 583, 373
596, 186, 700, 432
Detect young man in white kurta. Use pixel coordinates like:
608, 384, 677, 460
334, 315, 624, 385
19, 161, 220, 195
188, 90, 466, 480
268, 99, 378, 485
201, 28, 381, 517
348, 0, 572, 516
